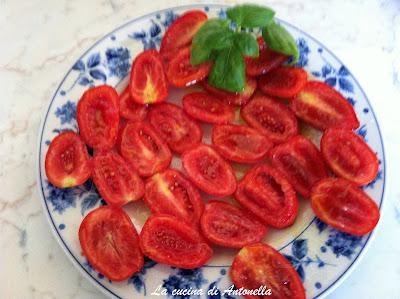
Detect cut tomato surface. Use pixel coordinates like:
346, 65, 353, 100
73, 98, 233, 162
45, 131, 91, 188
311, 178, 380, 235
92, 151, 144, 206
212, 124, 273, 163
230, 243, 306, 299
77, 85, 119, 151
235, 164, 298, 228
200, 200, 267, 248
241, 95, 298, 144
271, 135, 328, 198
290, 81, 359, 130
321, 128, 379, 185
182, 91, 235, 124
119, 121, 172, 177
181, 144, 237, 197
119, 86, 148, 121
139, 215, 213, 268
258, 66, 308, 98
144, 169, 204, 224
148, 103, 202, 154
129, 49, 168, 104
79, 206, 144, 281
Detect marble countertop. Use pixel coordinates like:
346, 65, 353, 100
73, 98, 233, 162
1, 0, 399, 298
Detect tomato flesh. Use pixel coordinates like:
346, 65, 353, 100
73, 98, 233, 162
311, 178, 380, 235
139, 215, 213, 268
119, 86, 147, 121
79, 206, 144, 281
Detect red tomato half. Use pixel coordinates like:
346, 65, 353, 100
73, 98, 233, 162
139, 215, 213, 268
148, 103, 202, 154
45, 131, 91, 188
119, 121, 172, 177
231, 243, 306, 299
79, 206, 144, 281
235, 164, 298, 228
241, 95, 298, 144
144, 169, 204, 224
129, 49, 168, 104
200, 201, 267, 248
182, 91, 235, 124
321, 128, 379, 185
258, 66, 308, 98
212, 124, 273, 163
311, 178, 380, 235
203, 76, 257, 106
290, 81, 360, 130
245, 37, 288, 77
119, 86, 147, 121
92, 151, 144, 206
181, 144, 237, 197
77, 85, 119, 151
271, 135, 328, 198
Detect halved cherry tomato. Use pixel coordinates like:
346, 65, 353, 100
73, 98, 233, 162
92, 151, 144, 206
45, 131, 91, 188
311, 178, 380, 235
271, 135, 328, 198
181, 144, 237, 197
144, 169, 204, 224
203, 76, 257, 106
212, 124, 273, 163
235, 164, 298, 228
245, 36, 288, 76
160, 10, 208, 65
182, 91, 235, 124
166, 47, 211, 87
200, 200, 267, 248
148, 103, 202, 154
321, 128, 379, 185
290, 81, 360, 130
119, 86, 147, 121
241, 95, 298, 144
79, 206, 144, 281
77, 85, 119, 151
230, 243, 306, 299
258, 66, 308, 98
139, 215, 213, 268
129, 49, 168, 104
119, 121, 172, 177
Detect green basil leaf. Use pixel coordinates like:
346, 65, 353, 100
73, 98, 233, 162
262, 20, 299, 64
208, 47, 245, 92
226, 4, 275, 28
234, 32, 259, 58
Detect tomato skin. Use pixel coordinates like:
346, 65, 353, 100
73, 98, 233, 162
79, 206, 144, 281
230, 243, 306, 299
212, 124, 273, 163
148, 103, 202, 154
182, 92, 235, 124
77, 85, 119, 151
290, 80, 360, 130
45, 131, 91, 188
139, 215, 213, 268
271, 135, 328, 198
311, 178, 380, 235
258, 67, 308, 98
235, 164, 298, 228
119, 121, 172, 177
144, 169, 204, 224
181, 144, 237, 197
241, 95, 298, 144
321, 128, 379, 185
92, 151, 144, 206
119, 86, 148, 121
129, 49, 168, 104
200, 200, 267, 248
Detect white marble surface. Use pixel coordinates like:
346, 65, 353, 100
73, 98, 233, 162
0, 0, 399, 298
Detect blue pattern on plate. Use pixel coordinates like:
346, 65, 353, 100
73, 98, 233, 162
163, 268, 206, 299
128, 258, 158, 295
55, 101, 76, 125
105, 47, 131, 78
